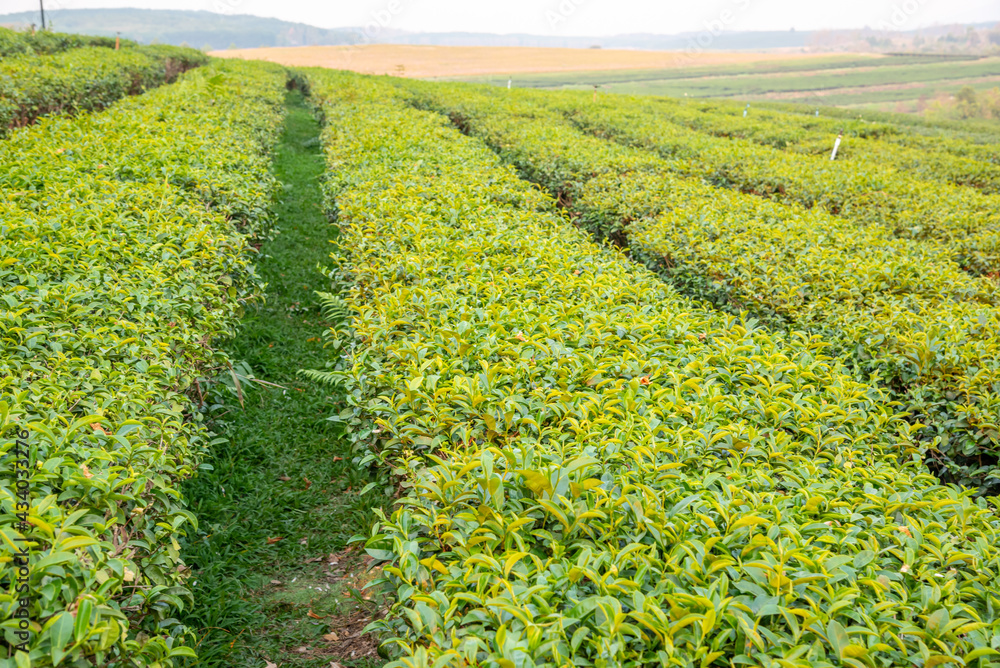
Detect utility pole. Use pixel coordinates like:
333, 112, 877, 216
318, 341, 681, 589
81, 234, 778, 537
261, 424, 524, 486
39, 0, 46, 30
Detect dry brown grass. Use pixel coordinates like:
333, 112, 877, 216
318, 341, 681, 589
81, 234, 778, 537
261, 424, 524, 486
209, 43, 822, 78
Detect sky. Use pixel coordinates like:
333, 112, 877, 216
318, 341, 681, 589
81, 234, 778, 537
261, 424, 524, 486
4, 0, 1000, 36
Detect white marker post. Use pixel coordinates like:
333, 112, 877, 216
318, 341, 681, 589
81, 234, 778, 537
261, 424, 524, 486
830, 131, 843, 161
743, 104, 749, 118
507, 77, 512, 90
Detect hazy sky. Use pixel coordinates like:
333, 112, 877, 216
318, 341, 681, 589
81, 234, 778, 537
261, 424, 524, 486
6, 0, 1000, 36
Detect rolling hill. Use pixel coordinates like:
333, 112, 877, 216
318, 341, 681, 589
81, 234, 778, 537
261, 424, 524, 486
3, 8, 997, 54
0, 8, 362, 50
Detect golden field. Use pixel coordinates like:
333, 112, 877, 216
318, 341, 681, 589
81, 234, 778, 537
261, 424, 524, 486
209, 43, 818, 78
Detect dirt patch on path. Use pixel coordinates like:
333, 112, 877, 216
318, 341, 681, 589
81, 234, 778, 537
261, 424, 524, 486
259, 546, 388, 666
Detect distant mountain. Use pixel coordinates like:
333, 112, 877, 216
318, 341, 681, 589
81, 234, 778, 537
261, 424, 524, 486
0, 9, 362, 51
0, 8, 996, 53
385, 22, 998, 51
0, 11, 813, 51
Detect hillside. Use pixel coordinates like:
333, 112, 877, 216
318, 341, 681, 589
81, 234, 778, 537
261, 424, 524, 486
2, 8, 997, 53
0, 8, 361, 50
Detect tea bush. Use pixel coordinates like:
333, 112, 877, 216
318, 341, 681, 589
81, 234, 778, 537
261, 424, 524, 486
537, 92, 1000, 275
0, 27, 131, 57
0, 60, 286, 666
403, 82, 1000, 493
309, 69, 1000, 668
0, 44, 208, 136
745, 99, 1000, 165
626, 98, 1000, 193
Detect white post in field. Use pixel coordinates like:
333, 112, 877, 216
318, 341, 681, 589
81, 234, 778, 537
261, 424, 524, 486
831, 132, 843, 161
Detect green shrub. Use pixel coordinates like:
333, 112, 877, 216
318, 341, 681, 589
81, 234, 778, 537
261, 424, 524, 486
402, 81, 1000, 493
623, 97, 1000, 193
136, 44, 209, 79
308, 69, 1000, 668
0, 60, 286, 667
0, 44, 207, 136
756, 98, 1000, 158
0, 27, 133, 57
534, 92, 1000, 275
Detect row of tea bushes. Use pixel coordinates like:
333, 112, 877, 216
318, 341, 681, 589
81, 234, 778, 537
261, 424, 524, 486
123, 44, 209, 81
310, 69, 1000, 667
755, 98, 1000, 162
624, 96, 895, 149
0, 44, 208, 136
608, 179, 1000, 493
626, 97, 1000, 194
0, 27, 132, 57
843, 138, 1000, 194
534, 91, 1000, 274
404, 82, 1000, 492
675, 95, 1000, 166
0, 60, 286, 666
872, 131, 1000, 168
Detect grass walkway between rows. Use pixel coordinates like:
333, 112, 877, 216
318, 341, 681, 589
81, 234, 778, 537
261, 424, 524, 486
178, 90, 386, 668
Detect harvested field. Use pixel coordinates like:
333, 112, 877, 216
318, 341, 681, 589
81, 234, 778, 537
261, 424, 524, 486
210, 43, 823, 78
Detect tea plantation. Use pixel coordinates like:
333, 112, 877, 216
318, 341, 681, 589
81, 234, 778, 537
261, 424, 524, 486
2, 34, 1000, 668
0, 28, 207, 138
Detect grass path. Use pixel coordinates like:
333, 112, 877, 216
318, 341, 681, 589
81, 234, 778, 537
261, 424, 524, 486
178, 90, 385, 668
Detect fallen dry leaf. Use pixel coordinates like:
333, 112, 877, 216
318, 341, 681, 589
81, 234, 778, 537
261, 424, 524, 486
323, 631, 339, 642
270, 580, 282, 585
296, 646, 309, 653
266, 537, 283, 545
329, 662, 343, 668
279, 476, 291, 481
307, 610, 325, 619
303, 477, 312, 490
264, 662, 277, 668
332, 456, 343, 462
